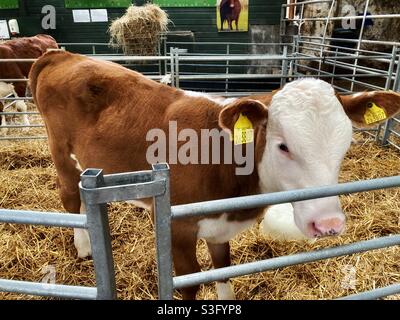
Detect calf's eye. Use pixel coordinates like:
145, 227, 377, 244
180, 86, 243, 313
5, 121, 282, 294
278, 143, 289, 153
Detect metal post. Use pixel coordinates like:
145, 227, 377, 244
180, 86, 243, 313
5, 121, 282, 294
170, 48, 175, 88
380, 45, 398, 145
175, 50, 180, 89
298, 3, 305, 35
80, 169, 116, 300
164, 36, 168, 76
293, 36, 299, 76
318, 0, 335, 76
158, 36, 164, 78
280, 2, 286, 38
152, 164, 173, 300
331, 47, 339, 85
393, 47, 400, 92
225, 44, 230, 93
350, 0, 370, 92
281, 45, 289, 87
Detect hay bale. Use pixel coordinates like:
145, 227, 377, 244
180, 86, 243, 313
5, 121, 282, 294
108, 4, 169, 56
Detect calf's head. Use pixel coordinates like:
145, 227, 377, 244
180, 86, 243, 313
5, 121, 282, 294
219, 79, 400, 238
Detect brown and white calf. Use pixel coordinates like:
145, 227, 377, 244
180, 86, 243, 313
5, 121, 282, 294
0, 82, 30, 134
29, 51, 400, 300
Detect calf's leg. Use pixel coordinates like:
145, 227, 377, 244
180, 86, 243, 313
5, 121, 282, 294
207, 241, 235, 300
15, 101, 30, 132
0, 114, 7, 135
59, 183, 91, 258
74, 202, 92, 258
172, 232, 201, 299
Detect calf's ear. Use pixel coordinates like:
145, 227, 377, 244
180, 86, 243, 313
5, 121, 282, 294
337, 91, 400, 128
218, 99, 268, 136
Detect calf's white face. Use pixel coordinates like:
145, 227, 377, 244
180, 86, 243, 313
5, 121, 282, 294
259, 79, 353, 238
219, 78, 400, 239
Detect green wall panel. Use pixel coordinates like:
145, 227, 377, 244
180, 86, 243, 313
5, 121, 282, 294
65, 0, 132, 8
154, 0, 215, 7
0, 0, 19, 9
0, 0, 284, 55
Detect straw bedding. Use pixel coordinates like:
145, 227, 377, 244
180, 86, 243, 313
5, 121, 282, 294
0, 133, 399, 300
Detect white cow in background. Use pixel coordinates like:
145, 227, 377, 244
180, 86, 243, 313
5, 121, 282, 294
0, 82, 30, 134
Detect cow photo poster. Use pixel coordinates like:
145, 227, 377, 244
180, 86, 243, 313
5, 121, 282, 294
217, 0, 249, 32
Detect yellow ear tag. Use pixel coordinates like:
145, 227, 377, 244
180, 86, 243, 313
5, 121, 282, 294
233, 113, 254, 145
364, 102, 387, 125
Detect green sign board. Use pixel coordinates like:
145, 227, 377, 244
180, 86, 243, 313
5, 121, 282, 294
154, 0, 215, 7
65, 0, 132, 8
0, 0, 19, 9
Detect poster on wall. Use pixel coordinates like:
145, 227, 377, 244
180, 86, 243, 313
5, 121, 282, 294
217, 0, 249, 32
90, 9, 109, 22
72, 10, 91, 23
0, 20, 10, 40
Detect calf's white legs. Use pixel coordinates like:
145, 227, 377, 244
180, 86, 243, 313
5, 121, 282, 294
0, 114, 7, 135
16, 101, 30, 132
74, 202, 92, 258
216, 281, 235, 300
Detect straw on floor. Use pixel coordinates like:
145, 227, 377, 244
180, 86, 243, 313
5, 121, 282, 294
0, 132, 399, 300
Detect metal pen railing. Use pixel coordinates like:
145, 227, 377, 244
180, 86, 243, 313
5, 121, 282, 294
0, 206, 116, 300
75, 165, 400, 300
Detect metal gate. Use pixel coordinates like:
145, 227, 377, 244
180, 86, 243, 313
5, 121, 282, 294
0, 170, 117, 299
73, 165, 399, 300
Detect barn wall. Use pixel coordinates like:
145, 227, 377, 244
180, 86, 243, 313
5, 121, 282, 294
0, 0, 285, 54
300, 0, 400, 50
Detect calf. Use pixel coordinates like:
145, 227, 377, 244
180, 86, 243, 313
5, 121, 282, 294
0, 34, 58, 97
0, 82, 29, 134
30, 51, 400, 299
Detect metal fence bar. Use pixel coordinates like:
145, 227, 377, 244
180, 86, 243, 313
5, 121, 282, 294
0, 79, 29, 82
300, 35, 400, 47
80, 180, 166, 205
0, 279, 98, 300
297, 39, 394, 57
102, 170, 153, 186
173, 235, 400, 290
0, 125, 44, 129
389, 129, 400, 139
152, 164, 174, 300
337, 283, 400, 300
283, 0, 333, 6
80, 169, 116, 300
350, 0, 370, 93
0, 136, 47, 141
0, 209, 87, 228
281, 45, 288, 87
0, 97, 34, 101
0, 112, 39, 115
0, 59, 36, 62
177, 54, 390, 62
283, 13, 400, 22
387, 140, 400, 152
171, 176, 400, 219
0, 192, 116, 300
